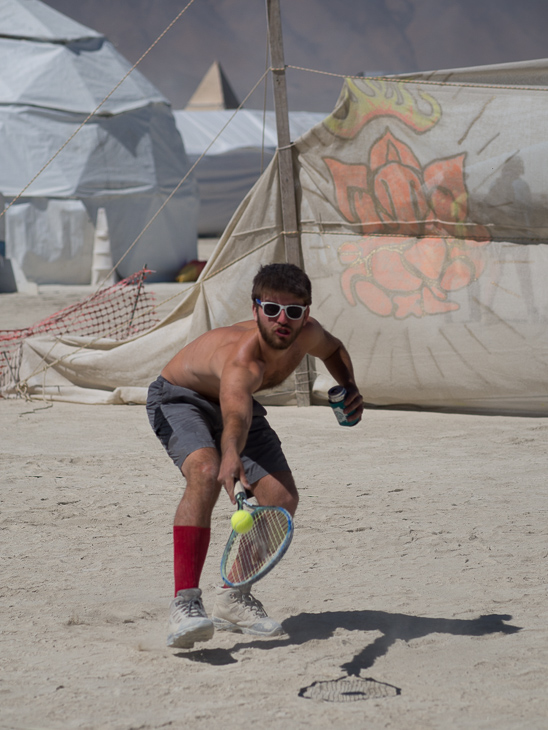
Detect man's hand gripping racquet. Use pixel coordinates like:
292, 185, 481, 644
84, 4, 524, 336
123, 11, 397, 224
220, 481, 294, 587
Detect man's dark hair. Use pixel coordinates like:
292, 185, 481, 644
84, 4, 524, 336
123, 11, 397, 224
251, 263, 312, 305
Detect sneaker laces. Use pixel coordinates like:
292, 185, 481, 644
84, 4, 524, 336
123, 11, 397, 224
239, 591, 268, 619
173, 595, 207, 620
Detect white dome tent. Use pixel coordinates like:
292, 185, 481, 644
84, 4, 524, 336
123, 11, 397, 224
0, 0, 198, 284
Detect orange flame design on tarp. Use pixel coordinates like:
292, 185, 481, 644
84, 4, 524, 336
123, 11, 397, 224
324, 78, 441, 139
326, 129, 491, 319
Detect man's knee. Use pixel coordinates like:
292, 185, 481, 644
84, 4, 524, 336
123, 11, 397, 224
280, 489, 299, 516
182, 448, 220, 487
254, 472, 299, 515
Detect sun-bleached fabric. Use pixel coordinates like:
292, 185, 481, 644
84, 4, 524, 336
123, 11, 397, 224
9, 58, 548, 413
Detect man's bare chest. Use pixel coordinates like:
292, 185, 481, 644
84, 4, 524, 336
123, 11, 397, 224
259, 349, 307, 391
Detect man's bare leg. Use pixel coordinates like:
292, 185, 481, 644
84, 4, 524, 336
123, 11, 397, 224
168, 447, 221, 649
249, 470, 299, 515
175, 447, 222, 526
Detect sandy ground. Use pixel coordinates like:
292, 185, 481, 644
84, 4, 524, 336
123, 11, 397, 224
1, 280, 548, 729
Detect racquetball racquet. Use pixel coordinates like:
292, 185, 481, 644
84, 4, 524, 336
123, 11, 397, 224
220, 481, 294, 587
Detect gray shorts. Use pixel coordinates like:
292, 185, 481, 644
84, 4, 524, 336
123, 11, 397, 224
146, 375, 290, 484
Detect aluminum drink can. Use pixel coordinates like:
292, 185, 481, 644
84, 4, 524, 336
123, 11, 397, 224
328, 385, 357, 427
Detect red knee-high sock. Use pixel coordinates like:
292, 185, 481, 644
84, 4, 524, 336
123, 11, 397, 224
173, 526, 211, 596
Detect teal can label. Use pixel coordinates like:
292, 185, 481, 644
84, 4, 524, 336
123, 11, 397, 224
328, 386, 356, 427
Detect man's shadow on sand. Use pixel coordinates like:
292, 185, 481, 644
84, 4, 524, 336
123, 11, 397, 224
176, 609, 521, 673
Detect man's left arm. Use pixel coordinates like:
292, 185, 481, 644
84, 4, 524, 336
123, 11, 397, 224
308, 323, 364, 424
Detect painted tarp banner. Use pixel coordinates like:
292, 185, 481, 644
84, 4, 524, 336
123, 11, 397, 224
293, 71, 548, 412
8, 61, 548, 412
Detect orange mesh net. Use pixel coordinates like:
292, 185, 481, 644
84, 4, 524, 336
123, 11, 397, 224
0, 268, 159, 392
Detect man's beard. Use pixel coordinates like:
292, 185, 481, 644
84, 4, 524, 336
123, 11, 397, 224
257, 317, 303, 350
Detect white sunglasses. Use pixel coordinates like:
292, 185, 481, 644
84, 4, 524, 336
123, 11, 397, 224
255, 299, 307, 320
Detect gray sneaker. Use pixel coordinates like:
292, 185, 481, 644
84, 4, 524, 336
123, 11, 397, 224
167, 588, 215, 648
211, 585, 285, 636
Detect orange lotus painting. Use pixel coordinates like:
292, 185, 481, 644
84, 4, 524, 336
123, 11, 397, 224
325, 129, 491, 319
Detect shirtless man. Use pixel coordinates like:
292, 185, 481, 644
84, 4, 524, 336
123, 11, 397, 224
146, 263, 363, 648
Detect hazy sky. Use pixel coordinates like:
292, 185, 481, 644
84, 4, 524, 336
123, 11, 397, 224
43, 0, 548, 111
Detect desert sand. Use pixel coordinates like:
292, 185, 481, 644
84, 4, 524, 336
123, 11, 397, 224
1, 282, 547, 729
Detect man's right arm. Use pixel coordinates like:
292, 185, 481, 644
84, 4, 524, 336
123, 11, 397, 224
217, 358, 264, 502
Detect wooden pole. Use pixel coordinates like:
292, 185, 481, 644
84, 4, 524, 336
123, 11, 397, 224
266, 0, 311, 406
266, 0, 302, 267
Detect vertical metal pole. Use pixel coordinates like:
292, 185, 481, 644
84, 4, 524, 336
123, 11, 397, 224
266, 0, 311, 406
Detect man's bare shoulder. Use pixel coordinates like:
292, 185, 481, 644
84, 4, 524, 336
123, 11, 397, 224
201, 321, 261, 363
299, 316, 341, 358
196, 319, 255, 343
160, 320, 260, 395
299, 316, 328, 344
222, 320, 256, 334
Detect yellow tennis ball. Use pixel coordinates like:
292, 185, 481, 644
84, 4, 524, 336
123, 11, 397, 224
231, 510, 253, 534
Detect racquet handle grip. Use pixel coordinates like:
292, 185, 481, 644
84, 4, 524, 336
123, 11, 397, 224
234, 481, 246, 498
234, 480, 246, 509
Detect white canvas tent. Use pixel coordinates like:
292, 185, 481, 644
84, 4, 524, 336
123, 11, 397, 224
174, 109, 325, 236
5, 57, 548, 414
0, 0, 198, 284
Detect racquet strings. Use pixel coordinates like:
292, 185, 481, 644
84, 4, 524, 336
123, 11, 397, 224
225, 508, 290, 584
